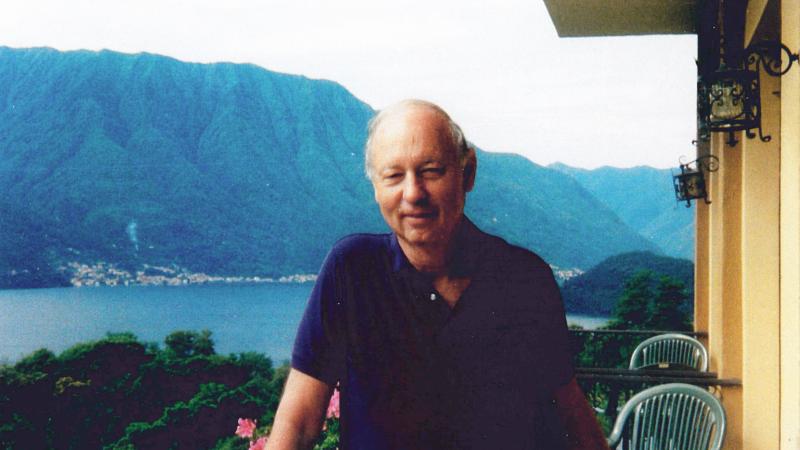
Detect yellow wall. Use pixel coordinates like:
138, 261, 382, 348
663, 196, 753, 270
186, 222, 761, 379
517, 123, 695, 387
710, 132, 744, 449
780, 1, 800, 447
694, 139, 710, 341
740, 70, 781, 449
708, 137, 724, 377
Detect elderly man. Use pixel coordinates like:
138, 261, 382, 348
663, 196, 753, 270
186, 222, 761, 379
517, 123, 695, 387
266, 100, 608, 449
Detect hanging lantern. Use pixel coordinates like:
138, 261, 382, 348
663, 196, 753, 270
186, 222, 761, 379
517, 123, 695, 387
698, 41, 798, 147
673, 155, 720, 207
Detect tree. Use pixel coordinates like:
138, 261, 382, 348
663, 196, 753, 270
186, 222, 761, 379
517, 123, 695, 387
608, 270, 654, 330
649, 275, 691, 331
164, 330, 216, 358
194, 330, 215, 356
14, 348, 56, 374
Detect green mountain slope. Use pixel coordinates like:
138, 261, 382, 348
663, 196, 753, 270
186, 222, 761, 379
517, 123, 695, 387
0, 200, 71, 288
550, 163, 694, 260
560, 251, 694, 316
469, 152, 655, 269
0, 46, 660, 285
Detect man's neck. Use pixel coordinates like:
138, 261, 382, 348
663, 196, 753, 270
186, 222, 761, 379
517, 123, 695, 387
398, 239, 450, 274
398, 237, 472, 307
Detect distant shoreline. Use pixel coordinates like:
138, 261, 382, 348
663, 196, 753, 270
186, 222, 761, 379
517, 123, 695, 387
63, 261, 582, 288
64, 261, 317, 288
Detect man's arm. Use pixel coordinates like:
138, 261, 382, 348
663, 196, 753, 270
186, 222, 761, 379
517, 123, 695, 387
553, 376, 610, 450
266, 368, 334, 450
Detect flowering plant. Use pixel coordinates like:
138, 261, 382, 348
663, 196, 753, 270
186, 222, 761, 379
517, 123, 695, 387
235, 417, 268, 450
325, 388, 340, 424
233, 387, 340, 450
317, 387, 340, 449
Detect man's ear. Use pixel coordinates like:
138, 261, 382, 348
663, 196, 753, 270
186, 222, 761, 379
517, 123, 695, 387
462, 148, 477, 192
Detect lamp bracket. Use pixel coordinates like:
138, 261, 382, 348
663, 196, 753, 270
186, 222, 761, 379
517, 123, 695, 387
679, 154, 720, 173
745, 41, 799, 77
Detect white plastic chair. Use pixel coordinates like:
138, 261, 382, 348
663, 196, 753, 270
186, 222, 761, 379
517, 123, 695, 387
607, 383, 726, 450
629, 333, 709, 372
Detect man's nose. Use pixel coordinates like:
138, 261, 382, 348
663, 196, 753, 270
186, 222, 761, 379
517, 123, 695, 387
403, 174, 429, 204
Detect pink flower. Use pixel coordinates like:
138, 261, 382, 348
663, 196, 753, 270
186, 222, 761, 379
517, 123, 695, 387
235, 418, 257, 438
326, 388, 340, 419
249, 436, 268, 450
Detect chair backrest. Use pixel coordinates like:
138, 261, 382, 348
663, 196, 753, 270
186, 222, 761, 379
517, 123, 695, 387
607, 383, 726, 450
629, 333, 709, 371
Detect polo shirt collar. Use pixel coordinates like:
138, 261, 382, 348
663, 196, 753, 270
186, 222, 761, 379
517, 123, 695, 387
388, 216, 483, 277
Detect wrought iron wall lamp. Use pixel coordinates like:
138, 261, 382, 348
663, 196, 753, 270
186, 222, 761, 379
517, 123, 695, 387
698, 41, 799, 147
673, 155, 720, 207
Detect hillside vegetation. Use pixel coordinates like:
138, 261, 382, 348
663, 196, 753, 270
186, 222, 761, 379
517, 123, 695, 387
560, 251, 694, 316
0, 331, 285, 449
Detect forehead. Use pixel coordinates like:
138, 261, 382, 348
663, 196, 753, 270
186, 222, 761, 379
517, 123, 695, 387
370, 106, 457, 165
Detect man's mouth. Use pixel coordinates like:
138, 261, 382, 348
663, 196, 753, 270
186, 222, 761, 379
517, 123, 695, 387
402, 211, 437, 220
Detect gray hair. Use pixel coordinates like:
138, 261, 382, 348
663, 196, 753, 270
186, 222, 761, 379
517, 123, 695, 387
364, 99, 471, 179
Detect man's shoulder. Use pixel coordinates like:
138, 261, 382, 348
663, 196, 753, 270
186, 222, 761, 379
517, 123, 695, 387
328, 232, 390, 261
476, 227, 551, 275
475, 227, 563, 311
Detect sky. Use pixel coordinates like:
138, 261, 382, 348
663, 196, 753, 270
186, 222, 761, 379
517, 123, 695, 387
0, 0, 698, 169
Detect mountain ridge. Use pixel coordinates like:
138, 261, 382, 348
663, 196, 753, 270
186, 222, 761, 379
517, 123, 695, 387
549, 162, 694, 259
0, 46, 663, 288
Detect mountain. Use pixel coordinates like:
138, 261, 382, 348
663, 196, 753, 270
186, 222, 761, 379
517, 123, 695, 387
0, 200, 71, 288
0, 46, 660, 287
549, 163, 694, 260
467, 152, 658, 270
560, 251, 694, 316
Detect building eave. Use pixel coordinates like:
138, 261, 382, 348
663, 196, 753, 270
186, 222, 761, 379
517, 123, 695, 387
543, 0, 697, 37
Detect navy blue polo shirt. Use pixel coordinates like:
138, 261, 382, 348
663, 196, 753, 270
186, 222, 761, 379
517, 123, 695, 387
292, 218, 573, 449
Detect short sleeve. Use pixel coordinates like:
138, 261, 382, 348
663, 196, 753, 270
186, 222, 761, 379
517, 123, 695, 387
507, 249, 574, 390
291, 249, 345, 386
537, 263, 575, 388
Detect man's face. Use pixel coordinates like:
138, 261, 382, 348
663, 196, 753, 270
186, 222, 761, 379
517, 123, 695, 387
369, 106, 475, 251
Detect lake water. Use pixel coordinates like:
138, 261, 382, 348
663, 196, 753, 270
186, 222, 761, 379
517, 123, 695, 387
0, 284, 608, 364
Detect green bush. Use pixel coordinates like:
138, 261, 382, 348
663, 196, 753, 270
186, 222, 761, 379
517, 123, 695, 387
0, 330, 283, 449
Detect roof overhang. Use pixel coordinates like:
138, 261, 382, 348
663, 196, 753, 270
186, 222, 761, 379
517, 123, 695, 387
543, 0, 697, 37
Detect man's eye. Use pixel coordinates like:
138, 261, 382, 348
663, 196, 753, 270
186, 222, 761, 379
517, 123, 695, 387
421, 168, 445, 178
383, 173, 402, 181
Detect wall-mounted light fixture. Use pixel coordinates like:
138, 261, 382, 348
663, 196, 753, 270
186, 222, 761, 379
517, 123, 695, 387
698, 41, 799, 146
673, 155, 720, 207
